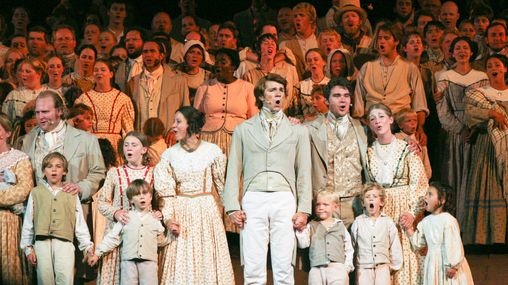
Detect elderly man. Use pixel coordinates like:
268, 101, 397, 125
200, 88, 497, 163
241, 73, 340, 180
224, 73, 311, 285
22, 90, 106, 282
307, 77, 368, 227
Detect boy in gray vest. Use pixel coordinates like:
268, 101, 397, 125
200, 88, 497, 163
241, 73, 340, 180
88, 179, 168, 285
20, 152, 94, 285
296, 189, 354, 285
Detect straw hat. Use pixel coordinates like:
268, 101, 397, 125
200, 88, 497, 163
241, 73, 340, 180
334, 0, 367, 25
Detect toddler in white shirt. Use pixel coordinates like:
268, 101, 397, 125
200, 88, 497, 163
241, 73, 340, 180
88, 179, 168, 285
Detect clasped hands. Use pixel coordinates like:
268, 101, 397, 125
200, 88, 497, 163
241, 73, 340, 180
229, 210, 308, 231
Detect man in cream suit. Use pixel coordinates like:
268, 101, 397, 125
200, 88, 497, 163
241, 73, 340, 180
306, 77, 368, 228
223, 73, 312, 285
22, 90, 106, 281
127, 40, 190, 131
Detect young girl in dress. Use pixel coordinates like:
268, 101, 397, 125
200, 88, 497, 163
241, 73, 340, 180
89, 179, 168, 284
401, 183, 474, 285
96, 131, 155, 285
296, 190, 354, 285
351, 183, 403, 285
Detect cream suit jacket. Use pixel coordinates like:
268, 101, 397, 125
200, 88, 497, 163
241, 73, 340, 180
223, 113, 312, 215
22, 123, 106, 201
126, 66, 190, 131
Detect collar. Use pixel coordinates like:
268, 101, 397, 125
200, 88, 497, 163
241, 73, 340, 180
260, 106, 283, 122
143, 65, 164, 79
327, 111, 349, 123
129, 55, 143, 65
41, 120, 65, 135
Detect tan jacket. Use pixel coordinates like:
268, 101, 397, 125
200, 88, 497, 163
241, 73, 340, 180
22, 123, 106, 201
306, 115, 370, 196
223, 114, 312, 215
127, 67, 190, 131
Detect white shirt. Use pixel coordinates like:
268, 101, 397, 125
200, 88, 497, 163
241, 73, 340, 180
20, 183, 93, 255
296, 218, 355, 272
351, 213, 403, 270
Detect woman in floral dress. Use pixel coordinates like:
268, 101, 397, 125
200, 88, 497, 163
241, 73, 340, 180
366, 103, 428, 285
155, 106, 234, 285
0, 113, 33, 285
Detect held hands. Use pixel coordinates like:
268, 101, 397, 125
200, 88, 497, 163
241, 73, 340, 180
26, 247, 37, 266
166, 220, 181, 236
114, 209, 130, 224
88, 254, 100, 267
62, 182, 81, 195
152, 210, 163, 220
229, 210, 246, 229
292, 212, 308, 232
446, 267, 457, 279
400, 212, 415, 234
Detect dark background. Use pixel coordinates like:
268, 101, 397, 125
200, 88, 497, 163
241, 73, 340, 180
0, 0, 397, 30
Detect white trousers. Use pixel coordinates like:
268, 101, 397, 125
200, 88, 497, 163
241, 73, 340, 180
356, 264, 391, 285
34, 238, 75, 285
308, 262, 349, 285
120, 260, 158, 285
242, 191, 296, 285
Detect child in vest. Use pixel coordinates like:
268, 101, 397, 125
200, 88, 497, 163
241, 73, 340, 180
395, 108, 432, 179
20, 152, 94, 285
88, 179, 168, 285
351, 183, 403, 285
401, 182, 474, 285
296, 190, 354, 285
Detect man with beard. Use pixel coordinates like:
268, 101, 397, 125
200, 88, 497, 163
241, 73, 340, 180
114, 27, 144, 92
354, 23, 428, 145
418, 0, 441, 19
126, 40, 190, 131
474, 23, 508, 70
393, 0, 415, 30
170, 0, 211, 42
439, 1, 460, 33
334, 0, 372, 57
151, 11, 184, 63
28, 26, 51, 62
279, 2, 319, 79
277, 7, 296, 43
307, 77, 367, 228
53, 25, 78, 75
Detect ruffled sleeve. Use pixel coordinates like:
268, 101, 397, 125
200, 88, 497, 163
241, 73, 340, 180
0, 158, 33, 207
154, 151, 177, 224
211, 151, 227, 202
